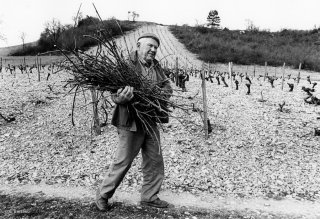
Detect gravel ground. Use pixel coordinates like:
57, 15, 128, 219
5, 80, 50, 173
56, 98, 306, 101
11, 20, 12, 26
0, 63, 320, 202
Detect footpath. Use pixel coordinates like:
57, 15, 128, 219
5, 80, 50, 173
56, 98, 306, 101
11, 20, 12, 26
1, 184, 320, 218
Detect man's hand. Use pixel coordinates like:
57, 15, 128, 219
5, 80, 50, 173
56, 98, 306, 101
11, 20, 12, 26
112, 86, 134, 104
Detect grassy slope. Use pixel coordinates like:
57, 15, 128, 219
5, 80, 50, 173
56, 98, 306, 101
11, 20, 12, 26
0, 42, 38, 56
169, 25, 320, 71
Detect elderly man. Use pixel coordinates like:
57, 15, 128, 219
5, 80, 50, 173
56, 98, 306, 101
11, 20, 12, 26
96, 33, 173, 211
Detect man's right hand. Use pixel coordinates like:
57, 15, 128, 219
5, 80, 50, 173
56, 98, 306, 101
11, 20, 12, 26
112, 86, 134, 104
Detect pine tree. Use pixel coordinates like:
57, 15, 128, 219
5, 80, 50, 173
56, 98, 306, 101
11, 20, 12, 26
207, 10, 221, 28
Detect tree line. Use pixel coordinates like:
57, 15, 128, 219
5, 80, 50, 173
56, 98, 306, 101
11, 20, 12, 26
10, 17, 137, 56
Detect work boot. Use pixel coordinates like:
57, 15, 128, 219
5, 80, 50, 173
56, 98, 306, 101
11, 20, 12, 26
140, 198, 171, 208
95, 189, 110, 211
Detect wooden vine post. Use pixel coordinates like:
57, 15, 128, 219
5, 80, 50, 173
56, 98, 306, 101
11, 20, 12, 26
253, 65, 256, 78
91, 89, 101, 135
36, 56, 40, 82
229, 62, 233, 88
175, 56, 179, 86
0, 58, 3, 79
297, 63, 302, 84
281, 62, 286, 90
201, 62, 209, 140
264, 61, 267, 81
0, 57, 2, 79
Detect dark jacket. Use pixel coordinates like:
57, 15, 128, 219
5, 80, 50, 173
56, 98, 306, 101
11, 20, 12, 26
111, 51, 173, 131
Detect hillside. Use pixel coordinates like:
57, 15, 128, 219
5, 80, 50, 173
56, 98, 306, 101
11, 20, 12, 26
5, 19, 158, 57
110, 24, 320, 81
0, 41, 38, 56
169, 25, 320, 72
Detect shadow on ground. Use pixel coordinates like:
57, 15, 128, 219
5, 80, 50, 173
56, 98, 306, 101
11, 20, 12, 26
0, 191, 300, 219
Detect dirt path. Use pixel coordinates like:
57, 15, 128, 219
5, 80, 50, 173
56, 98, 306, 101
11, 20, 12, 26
1, 184, 320, 218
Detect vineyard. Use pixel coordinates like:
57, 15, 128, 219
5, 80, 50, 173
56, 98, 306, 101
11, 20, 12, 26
1, 24, 320, 217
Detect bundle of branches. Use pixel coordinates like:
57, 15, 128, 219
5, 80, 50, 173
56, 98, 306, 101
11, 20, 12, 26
60, 18, 187, 134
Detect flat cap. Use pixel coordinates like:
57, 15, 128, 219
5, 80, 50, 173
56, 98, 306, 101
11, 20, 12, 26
137, 33, 160, 46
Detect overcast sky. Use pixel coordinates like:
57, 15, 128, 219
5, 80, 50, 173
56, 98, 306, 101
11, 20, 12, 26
1, 0, 320, 47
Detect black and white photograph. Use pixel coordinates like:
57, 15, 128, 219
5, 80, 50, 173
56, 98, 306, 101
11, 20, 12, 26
1, 0, 320, 218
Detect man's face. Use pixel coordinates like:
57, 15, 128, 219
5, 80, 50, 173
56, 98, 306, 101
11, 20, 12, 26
137, 38, 159, 63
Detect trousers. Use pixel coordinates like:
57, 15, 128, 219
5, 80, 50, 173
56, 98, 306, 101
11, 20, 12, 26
99, 127, 164, 202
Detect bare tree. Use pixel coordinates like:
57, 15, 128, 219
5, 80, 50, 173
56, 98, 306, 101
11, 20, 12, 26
0, 33, 5, 42
43, 18, 65, 43
0, 20, 6, 42
20, 32, 26, 51
131, 11, 139, 22
245, 19, 259, 32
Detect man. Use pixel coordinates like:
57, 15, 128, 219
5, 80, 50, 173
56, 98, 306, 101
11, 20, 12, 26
96, 33, 173, 211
